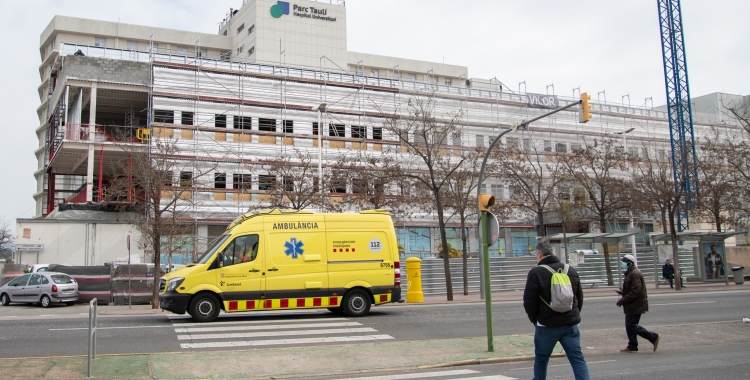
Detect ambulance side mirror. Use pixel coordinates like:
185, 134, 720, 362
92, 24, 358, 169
217, 253, 224, 268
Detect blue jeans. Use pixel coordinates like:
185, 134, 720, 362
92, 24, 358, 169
534, 324, 590, 380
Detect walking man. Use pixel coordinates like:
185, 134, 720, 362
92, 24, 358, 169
523, 242, 590, 380
617, 254, 660, 353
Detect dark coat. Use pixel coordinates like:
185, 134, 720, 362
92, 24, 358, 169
662, 263, 674, 278
617, 266, 649, 314
523, 255, 584, 327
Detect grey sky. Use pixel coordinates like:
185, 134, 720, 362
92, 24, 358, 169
1, 0, 747, 223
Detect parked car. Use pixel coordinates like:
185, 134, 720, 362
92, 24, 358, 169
0, 272, 79, 307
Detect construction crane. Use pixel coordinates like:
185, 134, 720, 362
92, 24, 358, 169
657, 0, 699, 232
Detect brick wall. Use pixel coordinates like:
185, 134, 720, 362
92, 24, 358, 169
62, 56, 150, 85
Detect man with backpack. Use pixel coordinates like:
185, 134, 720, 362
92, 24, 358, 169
523, 242, 590, 380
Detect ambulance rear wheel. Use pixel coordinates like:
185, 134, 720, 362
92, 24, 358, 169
342, 289, 371, 317
189, 293, 220, 322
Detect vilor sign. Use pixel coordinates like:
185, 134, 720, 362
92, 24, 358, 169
16, 244, 44, 251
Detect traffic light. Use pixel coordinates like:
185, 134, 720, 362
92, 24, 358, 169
579, 92, 592, 123
478, 193, 495, 212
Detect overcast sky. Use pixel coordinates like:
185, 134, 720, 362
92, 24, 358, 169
0, 0, 747, 224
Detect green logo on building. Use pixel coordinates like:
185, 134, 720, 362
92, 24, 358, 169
271, 1, 289, 18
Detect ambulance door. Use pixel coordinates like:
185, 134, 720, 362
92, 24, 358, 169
264, 221, 328, 303
215, 233, 264, 311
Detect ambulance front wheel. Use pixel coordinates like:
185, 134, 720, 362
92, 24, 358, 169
342, 289, 371, 317
189, 293, 220, 323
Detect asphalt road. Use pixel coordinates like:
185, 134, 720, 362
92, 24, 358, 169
0, 289, 748, 361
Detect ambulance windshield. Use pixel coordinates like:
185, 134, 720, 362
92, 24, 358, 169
197, 234, 230, 264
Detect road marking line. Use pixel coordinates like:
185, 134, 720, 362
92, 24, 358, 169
511, 359, 616, 371
177, 327, 377, 340
50, 325, 170, 331
170, 317, 349, 327
651, 301, 716, 306
180, 334, 394, 349
451, 376, 516, 380
332, 369, 482, 380
175, 321, 362, 333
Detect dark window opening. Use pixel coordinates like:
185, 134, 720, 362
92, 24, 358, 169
179, 171, 193, 187
283, 120, 293, 134
233, 174, 251, 190
352, 179, 367, 194
215, 173, 226, 189
181, 112, 194, 126
283, 177, 293, 192
351, 126, 366, 139
158, 171, 173, 187
313, 122, 319, 136
329, 124, 345, 137
154, 110, 174, 124
234, 116, 252, 130
258, 175, 276, 190
329, 179, 347, 194
215, 114, 227, 128
374, 181, 385, 195
259, 118, 276, 132
372, 127, 382, 140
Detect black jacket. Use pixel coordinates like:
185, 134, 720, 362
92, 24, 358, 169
523, 255, 584, 327
616, 267, 649, 314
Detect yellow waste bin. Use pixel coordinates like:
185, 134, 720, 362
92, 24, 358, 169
405, 257, 424, 303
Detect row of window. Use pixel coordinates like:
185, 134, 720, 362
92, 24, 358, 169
354, 69, 454, 86
161, 172, 404, 195
92, 37, 209, 57
153, 110, 384, 139
479, 184, 588, 202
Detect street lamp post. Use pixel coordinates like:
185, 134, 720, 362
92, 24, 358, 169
615, 127, 637, 263
316, 103, 327, 203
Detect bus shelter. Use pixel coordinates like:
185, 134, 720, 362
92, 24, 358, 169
650, 231, 741, 287
542, 231, 641, 285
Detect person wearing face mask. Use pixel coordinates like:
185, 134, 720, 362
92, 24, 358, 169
616, 254, 660, 353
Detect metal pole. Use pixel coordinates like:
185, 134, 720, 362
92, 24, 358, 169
318, 110, 323, 204
481, 211, 494, 352
88, 298, 97, 377
128, 246, 132, 310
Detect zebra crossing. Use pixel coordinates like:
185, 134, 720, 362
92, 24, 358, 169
168, 312, 394, 349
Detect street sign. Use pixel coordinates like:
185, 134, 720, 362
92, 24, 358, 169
127, 235, 130, 250
16, 244, 44, 251
487, 212, 500, 246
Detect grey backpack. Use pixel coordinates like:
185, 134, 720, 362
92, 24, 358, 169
538, 264, 574, 313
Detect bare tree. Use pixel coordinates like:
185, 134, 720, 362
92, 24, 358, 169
0, 217, 13, 261
493, 139, 567, 237
104, 139, 213, 308
379, 95, 467, 301
252, 148, 330, 211
560, 139, 631, 286
549, 183, 587, 261
443, 149, 484, 295
694, 131, 735, 232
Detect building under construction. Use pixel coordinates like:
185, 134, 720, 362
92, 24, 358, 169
19, 0, 745, 266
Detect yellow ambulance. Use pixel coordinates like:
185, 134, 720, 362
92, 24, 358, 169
159, 209, 403, 322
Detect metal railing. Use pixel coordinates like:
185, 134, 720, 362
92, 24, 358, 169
58, 43, 667, 120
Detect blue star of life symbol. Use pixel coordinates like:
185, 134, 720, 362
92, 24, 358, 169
284, 238, 304, 259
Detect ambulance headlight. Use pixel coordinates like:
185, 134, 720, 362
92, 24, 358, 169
167, 278, 185, 291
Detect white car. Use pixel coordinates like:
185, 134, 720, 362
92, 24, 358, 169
0, 272, 79, 307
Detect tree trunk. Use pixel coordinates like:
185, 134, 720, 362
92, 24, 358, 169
600, 217, 614, 286
435, 198, 453, 301
538, 207, 545, 237
460, 217, 468, 296
152, 232, 162, 308
668, 203, 682, 291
